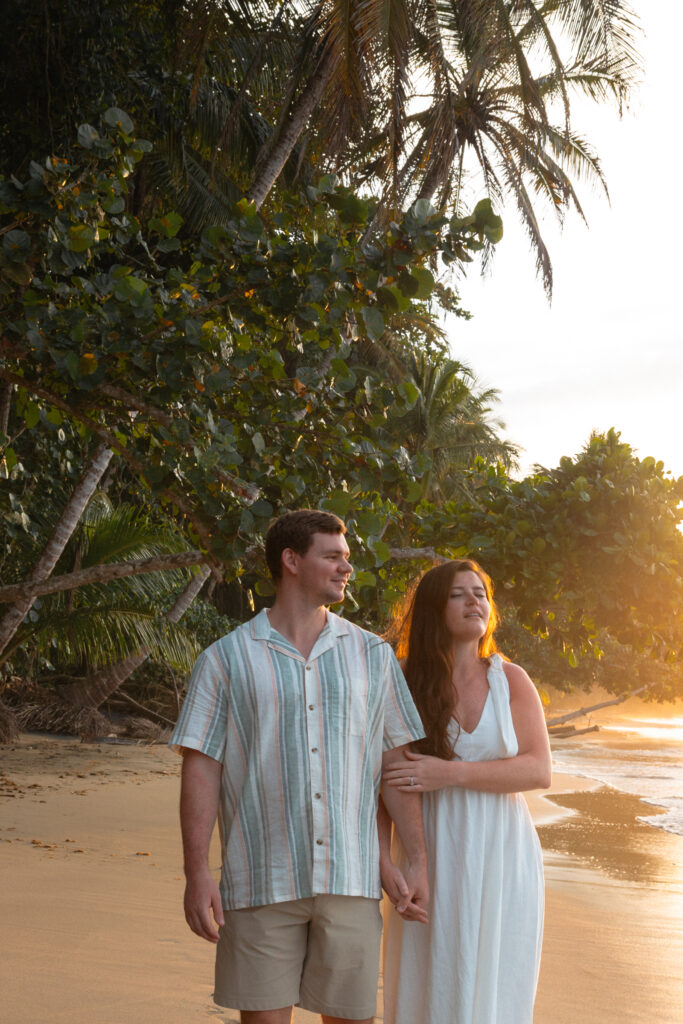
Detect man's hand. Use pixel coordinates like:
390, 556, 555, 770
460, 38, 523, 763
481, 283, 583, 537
400, 857, 429, 922
184, 867, 225, 943
381, 856, 409, 909
381, 855, 429, 924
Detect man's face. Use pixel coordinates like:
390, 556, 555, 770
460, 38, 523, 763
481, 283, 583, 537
288, 531, 353, 606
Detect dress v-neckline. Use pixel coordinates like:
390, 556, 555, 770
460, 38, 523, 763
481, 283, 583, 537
457, 687, 491, 736
453, 657, 497, 736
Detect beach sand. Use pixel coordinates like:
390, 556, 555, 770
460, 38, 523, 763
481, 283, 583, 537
1, 733, 682, 1024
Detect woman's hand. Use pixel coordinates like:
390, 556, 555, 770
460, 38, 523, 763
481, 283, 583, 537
382, 749, 455, 792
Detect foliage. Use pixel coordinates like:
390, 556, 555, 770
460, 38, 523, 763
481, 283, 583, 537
2, 495, 200, 680
0, 111, 502, 577
1, 0, 642, 291
2, 116, 681, 707
385, 431, 683, 686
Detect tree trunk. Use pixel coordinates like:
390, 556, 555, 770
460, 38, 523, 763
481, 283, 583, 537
61, 565, 211, 709
0, 550, 209, 604
0, 443, 113, 659
246, 48, 335, 209
0, 381, 11, 435
544, 683, 652, 728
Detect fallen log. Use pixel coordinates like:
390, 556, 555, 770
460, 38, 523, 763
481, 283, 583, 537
545, 683, 653, 727
548, 724, 600, 738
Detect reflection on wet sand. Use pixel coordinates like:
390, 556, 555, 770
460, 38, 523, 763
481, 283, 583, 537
538, 786, 683, 887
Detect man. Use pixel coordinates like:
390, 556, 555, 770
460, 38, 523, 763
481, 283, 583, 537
170, 509, 427, 1024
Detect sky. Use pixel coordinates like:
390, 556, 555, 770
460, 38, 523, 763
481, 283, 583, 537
448, 1, 683, 480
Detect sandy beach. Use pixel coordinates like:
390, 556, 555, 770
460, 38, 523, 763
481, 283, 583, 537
2, 733, 682, 1024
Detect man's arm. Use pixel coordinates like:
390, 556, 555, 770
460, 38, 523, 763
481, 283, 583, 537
380, 743, 429, 923
180, 748, 224, 943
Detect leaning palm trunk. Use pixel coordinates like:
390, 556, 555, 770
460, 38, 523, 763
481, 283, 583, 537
246, 48, 334, 208
0, 444, 113, 660
61, 565, 211, 709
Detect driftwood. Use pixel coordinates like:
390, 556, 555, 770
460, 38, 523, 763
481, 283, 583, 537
545, 683, 653, 728
547, 724, 600, 739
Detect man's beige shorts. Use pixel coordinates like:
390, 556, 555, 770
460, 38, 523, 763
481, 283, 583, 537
214, 894, 383, 1018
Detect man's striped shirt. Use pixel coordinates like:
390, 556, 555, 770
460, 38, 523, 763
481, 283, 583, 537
170, 608, 424, 910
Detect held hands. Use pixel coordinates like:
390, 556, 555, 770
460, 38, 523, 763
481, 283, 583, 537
184, 868, 225, 943
382, 748, 454, 793
381, 856, 429, 925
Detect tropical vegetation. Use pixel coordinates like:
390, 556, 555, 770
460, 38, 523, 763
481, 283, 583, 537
1, 1, 680, 742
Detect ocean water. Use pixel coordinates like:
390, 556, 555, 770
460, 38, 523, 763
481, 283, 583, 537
551, 714, 683, 837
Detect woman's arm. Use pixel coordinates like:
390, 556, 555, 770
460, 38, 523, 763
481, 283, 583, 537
383, 663, 551, 795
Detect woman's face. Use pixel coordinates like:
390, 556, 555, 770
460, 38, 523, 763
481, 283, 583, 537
443, 569, 491, 642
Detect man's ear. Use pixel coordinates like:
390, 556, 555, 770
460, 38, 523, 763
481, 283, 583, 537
281, 547, 299, 576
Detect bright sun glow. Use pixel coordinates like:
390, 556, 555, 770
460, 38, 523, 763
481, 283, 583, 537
604, 718, 683, 743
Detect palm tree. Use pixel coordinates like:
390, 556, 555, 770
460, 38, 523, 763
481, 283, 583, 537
398, 350, 519, 500
244, 0, 639, 291
3, 497, 201, 686
0, 444, 113, 659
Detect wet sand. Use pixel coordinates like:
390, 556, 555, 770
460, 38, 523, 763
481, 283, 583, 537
1, 733, 682, 1024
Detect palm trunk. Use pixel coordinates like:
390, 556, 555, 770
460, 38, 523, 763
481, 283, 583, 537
0, 444, 113, 659
61, 565, 211, 709
246, 48, 335, 209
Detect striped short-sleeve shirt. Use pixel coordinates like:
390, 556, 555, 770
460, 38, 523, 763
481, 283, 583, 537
170, 608, 424, 910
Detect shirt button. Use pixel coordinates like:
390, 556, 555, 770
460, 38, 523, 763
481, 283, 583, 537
311, 747, 318, 753
315, 793, 321, 799
316, 839, 323, 845
305, 665, 312, 671
308, 704, 314, 711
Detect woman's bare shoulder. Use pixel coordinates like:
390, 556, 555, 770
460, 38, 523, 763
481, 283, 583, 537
500, 660, 538, 698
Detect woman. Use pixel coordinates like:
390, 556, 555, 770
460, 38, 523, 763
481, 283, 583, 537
381, 559, 551, 1024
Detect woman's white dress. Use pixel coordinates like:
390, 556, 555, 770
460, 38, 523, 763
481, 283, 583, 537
383, 654, 544, 1024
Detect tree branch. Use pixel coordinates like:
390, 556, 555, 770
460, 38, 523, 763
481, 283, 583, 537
545, 683, 654, 726
0, 551, 209, 603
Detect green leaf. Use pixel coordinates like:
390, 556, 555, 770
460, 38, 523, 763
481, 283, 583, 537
352, 570, 377, 588
338, 193, 369, 224
103, 196, 126, 214
473, 198, 503, 243
3, 447, 17, 474
411, 198, 435, 223
23, 402, 40, 428
3, 229, 31, 262
361, 306, 384, 342
367, 538, 391, 565
65, 351, 81, 381
150, 212, 183, 238
321, 492, 353, 516
409, 267, 434, 299
114, 275, 149, 303
255, 578, 276, 597
67, 225, 95, 252
104, 107, 134, 135
77, 123, 99, 149
398, 380, 419, 409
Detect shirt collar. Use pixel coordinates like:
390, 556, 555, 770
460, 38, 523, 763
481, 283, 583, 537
250, 607, 350, 661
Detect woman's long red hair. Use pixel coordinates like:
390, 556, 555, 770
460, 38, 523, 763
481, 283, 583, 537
391, 559, 500, 760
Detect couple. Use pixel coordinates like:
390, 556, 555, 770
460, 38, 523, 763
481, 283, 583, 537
170, 509, 551, 1024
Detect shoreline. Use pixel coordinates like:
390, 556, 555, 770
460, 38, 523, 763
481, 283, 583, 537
1, 735, 682, 1023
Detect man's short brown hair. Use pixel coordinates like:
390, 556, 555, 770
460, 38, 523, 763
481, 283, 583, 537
265, 509, 346, 581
